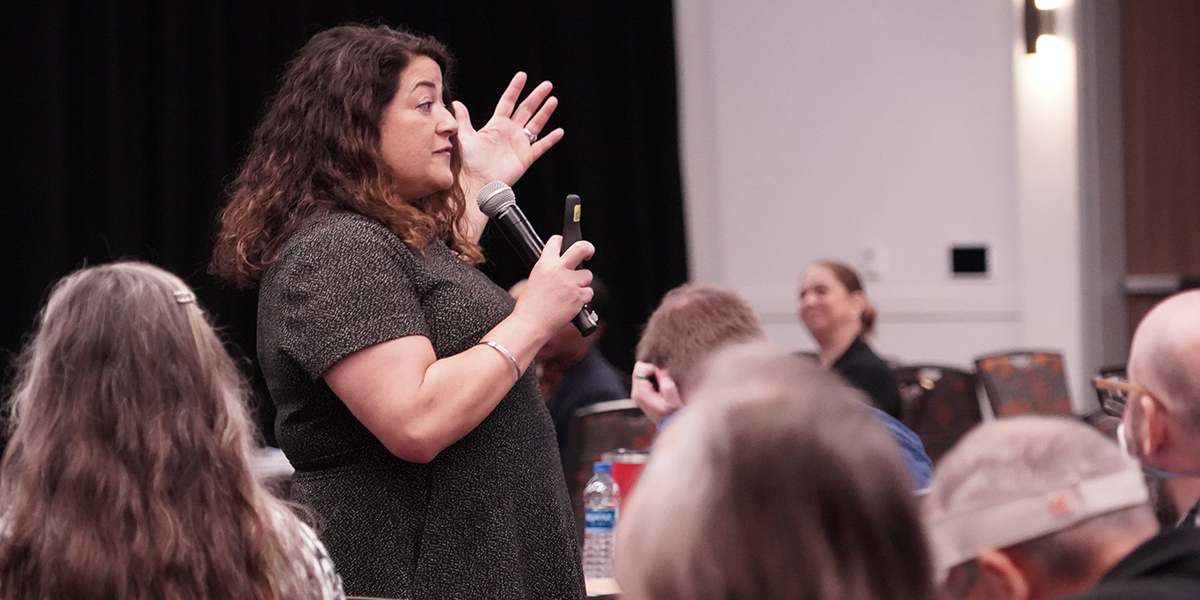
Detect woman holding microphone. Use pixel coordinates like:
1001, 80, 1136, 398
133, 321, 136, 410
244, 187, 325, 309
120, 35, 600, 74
212, 24, 590, 599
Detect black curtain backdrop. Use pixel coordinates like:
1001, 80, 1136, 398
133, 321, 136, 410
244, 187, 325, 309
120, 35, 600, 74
0, 1, 687, 444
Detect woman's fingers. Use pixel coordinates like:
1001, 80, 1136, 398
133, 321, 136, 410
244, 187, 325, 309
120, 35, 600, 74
521, 94, 558, 137
536, 236, 593, 300
492, 72, 528, 119
540, 234, 563, 259
529, 128, 565, 162
452, 100, 475, 134
519, 236, 594, 333
511, 80, 555, 128
559, 239, 595, 268
490, 72, 557, 137
540, 236, 594, 269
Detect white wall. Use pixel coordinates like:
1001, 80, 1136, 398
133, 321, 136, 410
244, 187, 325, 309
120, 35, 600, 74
674, 0, 1113, 409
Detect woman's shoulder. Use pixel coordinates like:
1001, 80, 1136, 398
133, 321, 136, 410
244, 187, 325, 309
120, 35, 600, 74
268, 212, 416, 275
285, 212, 402, 252
834, 337, 890, 372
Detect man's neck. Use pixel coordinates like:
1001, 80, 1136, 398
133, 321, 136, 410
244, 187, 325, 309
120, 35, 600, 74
1027, 532, 1153, 600
1166, 477, 1200, 523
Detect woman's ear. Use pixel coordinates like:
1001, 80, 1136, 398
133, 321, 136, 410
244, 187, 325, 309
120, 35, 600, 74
848, 289, 868, 316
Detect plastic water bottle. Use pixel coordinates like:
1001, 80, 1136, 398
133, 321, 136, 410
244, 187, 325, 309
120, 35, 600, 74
582, 461, 621, 579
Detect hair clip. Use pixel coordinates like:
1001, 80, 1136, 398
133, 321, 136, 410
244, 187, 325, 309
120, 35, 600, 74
173, 291, 196, 305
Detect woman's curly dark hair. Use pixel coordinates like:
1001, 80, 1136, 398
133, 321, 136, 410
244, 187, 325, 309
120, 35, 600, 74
211, 24, 483, 287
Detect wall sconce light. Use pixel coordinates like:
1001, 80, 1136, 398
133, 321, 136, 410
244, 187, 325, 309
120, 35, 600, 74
1025, 0, 1057, 54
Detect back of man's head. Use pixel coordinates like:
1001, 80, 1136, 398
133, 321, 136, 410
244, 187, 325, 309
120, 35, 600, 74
617, 344, 934, 600
925, 416, 1157, 600
635, 284, 767, 399
1129, 290, 1200, 430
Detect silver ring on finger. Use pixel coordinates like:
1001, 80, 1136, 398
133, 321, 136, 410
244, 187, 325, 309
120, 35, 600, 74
523, 127, 537, 144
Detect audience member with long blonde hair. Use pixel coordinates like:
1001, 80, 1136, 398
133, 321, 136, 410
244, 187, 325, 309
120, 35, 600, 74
0, 262, 343, 600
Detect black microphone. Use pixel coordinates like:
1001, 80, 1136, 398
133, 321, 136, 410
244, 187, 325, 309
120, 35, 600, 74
477, 181, 598, 336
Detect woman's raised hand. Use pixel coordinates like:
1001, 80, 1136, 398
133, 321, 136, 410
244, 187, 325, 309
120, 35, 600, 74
511, 235, 594, 339
454, 72, 564, 195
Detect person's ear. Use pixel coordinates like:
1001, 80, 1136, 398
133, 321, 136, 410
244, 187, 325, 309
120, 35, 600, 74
1141, 394, 1170, 458
972, 550, 1031, 600
847, 289, 867, 313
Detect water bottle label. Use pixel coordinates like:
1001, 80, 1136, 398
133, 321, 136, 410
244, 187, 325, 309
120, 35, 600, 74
584, 508, 616, 531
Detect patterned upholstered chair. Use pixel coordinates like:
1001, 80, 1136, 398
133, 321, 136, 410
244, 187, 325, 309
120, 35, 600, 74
564, 399, 657, 540
892, 365, 983, 463
974, 351, 1074, 418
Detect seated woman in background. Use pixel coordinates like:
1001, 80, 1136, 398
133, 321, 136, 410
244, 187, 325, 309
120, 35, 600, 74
0, 262, 343, 600
798, 260, 903, 418
615, 345, 935, 600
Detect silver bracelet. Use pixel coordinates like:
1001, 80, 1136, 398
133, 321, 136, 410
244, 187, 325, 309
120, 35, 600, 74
478, 341, 521, 380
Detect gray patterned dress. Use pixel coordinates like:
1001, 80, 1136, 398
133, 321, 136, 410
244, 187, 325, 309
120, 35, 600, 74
257, 212, 584, 600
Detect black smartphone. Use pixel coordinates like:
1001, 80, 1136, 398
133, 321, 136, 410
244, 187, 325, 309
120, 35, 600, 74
561, 194, 598, 336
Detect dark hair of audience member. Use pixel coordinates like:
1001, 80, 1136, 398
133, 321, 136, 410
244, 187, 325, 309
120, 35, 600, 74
211, 24, 480, 288
815, 260, 876, 336
0, 262, 324, 600
635, 284, 767, 397
617, 344, 935, 600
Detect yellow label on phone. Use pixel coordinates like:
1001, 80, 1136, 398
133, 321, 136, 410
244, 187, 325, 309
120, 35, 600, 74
573, 205, 581, 222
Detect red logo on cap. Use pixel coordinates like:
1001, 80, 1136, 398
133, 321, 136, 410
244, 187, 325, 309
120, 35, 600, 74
1047, 492, 1076, 518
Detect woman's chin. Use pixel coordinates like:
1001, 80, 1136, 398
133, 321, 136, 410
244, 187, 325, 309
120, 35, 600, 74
800, 317, 825, 336
434, 172, 456, 192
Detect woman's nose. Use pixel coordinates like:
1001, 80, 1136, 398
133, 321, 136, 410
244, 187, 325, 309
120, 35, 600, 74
437, 104, 459, 135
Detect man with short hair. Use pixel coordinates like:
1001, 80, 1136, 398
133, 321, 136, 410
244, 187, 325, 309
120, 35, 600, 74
630, 282, 932, 490
630, 283, 768, 426
925, 416, 1200, 600
1122, 290, 1200, 526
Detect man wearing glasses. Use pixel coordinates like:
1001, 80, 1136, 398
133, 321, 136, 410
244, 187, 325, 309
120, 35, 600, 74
1109, 290, 1200, 527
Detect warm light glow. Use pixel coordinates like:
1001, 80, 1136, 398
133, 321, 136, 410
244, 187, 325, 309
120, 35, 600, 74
1034, 0, 1061, 9
1028, 34, 1069, 90
1035, 34, 1063, 56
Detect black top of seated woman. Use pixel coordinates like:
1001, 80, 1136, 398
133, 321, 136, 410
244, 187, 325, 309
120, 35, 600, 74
256, 212, 583, 599
831, 336, 904, 419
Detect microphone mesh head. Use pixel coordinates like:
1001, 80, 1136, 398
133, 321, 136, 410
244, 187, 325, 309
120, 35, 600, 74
476, 181, 516, 218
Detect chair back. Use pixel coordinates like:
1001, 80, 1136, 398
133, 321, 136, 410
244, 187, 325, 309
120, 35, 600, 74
1084, 363, 1128, 440
892, 365, 982, 463
564, 399, 656, 541
1081, 410, 1122, 440
1094, 363, 1128, 416
974, 351, 1073, 417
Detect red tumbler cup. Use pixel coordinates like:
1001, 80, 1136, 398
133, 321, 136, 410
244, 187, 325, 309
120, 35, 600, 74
601, 448, 650, 514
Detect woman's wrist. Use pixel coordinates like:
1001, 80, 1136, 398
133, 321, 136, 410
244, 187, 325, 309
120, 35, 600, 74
502, 310, 552, 350
477, 340, 522, 379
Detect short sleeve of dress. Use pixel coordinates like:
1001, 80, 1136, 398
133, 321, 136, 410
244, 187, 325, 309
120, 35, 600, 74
264, 214, 431, 380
